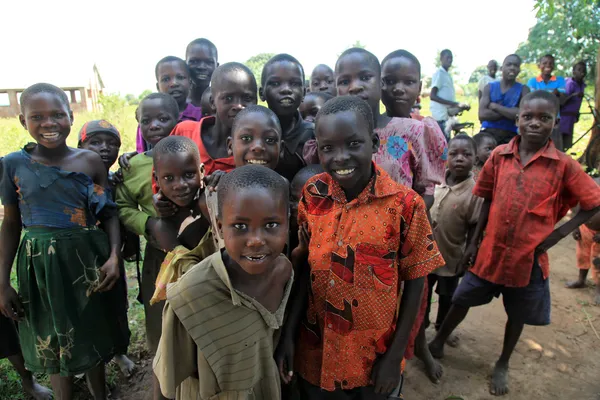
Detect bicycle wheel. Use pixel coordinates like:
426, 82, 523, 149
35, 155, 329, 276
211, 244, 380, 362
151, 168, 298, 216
585, 132, 600, 171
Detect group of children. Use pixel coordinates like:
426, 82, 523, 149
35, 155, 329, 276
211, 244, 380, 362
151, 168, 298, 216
0, 37, 598, 400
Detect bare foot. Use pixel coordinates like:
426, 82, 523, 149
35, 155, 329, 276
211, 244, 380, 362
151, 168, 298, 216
114, 354, 136, 377
490, 361, 509, 396
446, 333, 460, 348
565, 280, 586, 289
422, 351, 444, 383
428, 338, 445, 359
594, 292, 600, 306
22, 377, 53, 400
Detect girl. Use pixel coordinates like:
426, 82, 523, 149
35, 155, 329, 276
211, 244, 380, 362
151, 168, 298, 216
0, 83, 121, 399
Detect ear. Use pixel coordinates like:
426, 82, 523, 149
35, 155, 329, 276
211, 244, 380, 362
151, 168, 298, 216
19, 114, 27, 130
226, 136, 233, 156
418, 80, 423, 95
209, 94, 216, 112
69, 110, 74, 126
371, 132, 380, 153
216, 218, 224, 239
156, 82, 159, 92
153, 170, 160, 190
259, 87, 266, 102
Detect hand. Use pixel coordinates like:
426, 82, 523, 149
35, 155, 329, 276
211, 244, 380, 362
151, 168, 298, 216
535, 231, 563, 255
291, 223, 310, 261
488, 102, 498, 111
371, 353, 402, 395
0, 284, 24, 321
593, 232, 600, 244
459, 103, 471, 111
96, 255, 120, 292
274, 335, 295, 384
204, 170, 226, 193
109, 169, 124, 187
578, 92, 585, 98
153, 191, 177, 218
118, 152, 137, 170
572, 228, 582, 241
457, 242, 478, 275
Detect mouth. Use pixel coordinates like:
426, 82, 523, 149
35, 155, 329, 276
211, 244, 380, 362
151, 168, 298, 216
279, 98, 295, 107
147, 134, 167, 143
40, 132, 60, 140
243, 254, 268, 262
170, 90, 183, 97
358, 94, 369, 101
394, 97, 409, 104
195, 73, 208, 80
333, 168, 355, 176
246, 159, 268, 165
100, 155, 112, 162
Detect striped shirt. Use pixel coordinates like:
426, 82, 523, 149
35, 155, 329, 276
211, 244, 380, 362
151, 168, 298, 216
153, 251, 293, 399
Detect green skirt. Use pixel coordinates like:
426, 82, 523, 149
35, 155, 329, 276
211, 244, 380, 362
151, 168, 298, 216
17, 227, 117, 376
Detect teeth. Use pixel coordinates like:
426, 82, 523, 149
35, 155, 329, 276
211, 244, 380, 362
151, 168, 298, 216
41, 133, 59, 139
280, 99, 293, 106
245, 255, 266, 261
246, 159, 267, 165
197, 74, 207, 79
335, 168, 355, 176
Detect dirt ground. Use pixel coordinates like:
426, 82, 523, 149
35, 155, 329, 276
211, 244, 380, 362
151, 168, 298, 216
110, 234, 600, 400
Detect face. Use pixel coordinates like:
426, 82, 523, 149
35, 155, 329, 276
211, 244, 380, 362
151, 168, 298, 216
299, 95, 327, 123
212, 71, 257, 129
441, 52, 453, 69
260, 61, 305, 118
81, 133, 120, 170
201, 89, 213, 116
518, 98, 557, 146
316, 111, 378, 198
573, 64, 587, 81
539, 57, 555, 77
156, 61, 191, 108
502, 56, 521, 82
336, 53, 381, 113
487, 61, 498, 77
476, 136, 497, 165
228, 112, 281, 169
447, 139, 474, 178
381, 56, 422, 118
310, 65, 336, 96
154, 152, 201, 207
138, 99, 178, 146
19, 92, 73, 149
219, 187, 288, 275
186, 44, 218, 87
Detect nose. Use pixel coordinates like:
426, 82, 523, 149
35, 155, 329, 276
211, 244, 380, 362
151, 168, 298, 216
280, 83, 292, 95
41, 116, 57, 127
250, 139, 265, 153
246, 231, 266, 248
332, 148, 350, 164
348, 79, 363, 95
392, 83, 405, 95
172, 176, 188, 190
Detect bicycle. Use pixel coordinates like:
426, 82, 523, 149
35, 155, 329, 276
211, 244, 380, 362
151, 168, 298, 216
446, 106, 475, 138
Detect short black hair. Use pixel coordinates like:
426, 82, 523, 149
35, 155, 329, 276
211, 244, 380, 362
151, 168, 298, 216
503, 54, 522, 65
211, 62, 257, 94
315, 95, 374, 134
153, 136, 200, 169
574, 60, 587, 72
382, 49, 421, 76
217, 165, 289, 219
261, 54, 305, 88
311, 64, 334, 76
185, 38, 218, 60
540, 54, 555, 62
449, 134, 477, 153
291, 164, 324, 187
521, 90, 561, 116
20, 83, 70, 114
304, 92, 334, 103
336, 48, 381, 77
441, 49, 453, 58
231, 105, 282, 137
473, 131, 497, 147
155, 56, 191, 80
139, 92, 180, 119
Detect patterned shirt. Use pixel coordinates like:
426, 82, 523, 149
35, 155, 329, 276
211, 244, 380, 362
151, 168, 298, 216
295, 164, 444, 390
472, 137, 600, 287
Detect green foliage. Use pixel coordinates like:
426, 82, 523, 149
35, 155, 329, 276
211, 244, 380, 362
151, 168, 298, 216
124, 94, 139, 105
518, 63, 541, 82
246, 53, 276, 88
137, 90, 153, 102
469, 65, 488, 84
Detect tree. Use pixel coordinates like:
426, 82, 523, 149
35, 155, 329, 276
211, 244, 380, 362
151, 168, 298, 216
337, 41, 367, 57
124, 94, 139, 105
468, 65, 488, 84
246, 53, 276, 88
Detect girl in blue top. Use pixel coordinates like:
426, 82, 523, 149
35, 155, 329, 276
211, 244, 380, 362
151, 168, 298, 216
0, 83, 121, 399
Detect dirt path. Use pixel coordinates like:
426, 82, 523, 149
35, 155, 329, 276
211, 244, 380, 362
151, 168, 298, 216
112, 235, 600, 400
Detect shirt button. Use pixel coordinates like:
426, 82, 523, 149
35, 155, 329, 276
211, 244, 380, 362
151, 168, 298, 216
330, 279, 335, 287
338, 240, 343, 247
328, 323, 333, 329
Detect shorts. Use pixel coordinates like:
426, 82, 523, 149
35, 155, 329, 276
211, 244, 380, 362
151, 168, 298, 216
0, 313, 21, 359
428, 274, 459, 296
452, 261, 550, 326
298, 376, 402, 400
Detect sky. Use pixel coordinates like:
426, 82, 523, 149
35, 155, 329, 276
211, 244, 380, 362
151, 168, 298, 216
1, 0, 538, 95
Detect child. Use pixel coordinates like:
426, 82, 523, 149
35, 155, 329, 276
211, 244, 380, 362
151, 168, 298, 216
153, 165, 293, 400
429, 91, 600, 396
116, 92, 179, 353
185, 38, 219, 108
277, 96, 444, 399
560, 61, 587, 150
0, 83, 122, 399
299, 92, 333, 123
477, 60, 498, 100
309, 64, 337, 96
260, 54, 314, 181
480, 54, 530, 145
200, 86, 213, 117
472, 131, 498, 179
289, 163, 324, 253
78, 120, 135, 376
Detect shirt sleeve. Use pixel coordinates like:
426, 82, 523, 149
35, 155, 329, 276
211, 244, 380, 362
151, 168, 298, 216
431, 70, 442, 89
562, 159, 600, 211
467, 192, 484, 225
414, 119, 447, 196
472, 150, 498, 200
398, 192, 445, 280
115, 170, 150, 237
565, 79, 576, 96
556, 77, 566, 93
527, 77, 537, 90
0, 156, 18, 206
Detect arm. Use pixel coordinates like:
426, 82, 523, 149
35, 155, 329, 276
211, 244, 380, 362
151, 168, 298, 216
0, 205, 24, 320
430, 87, 458, 107
536, 206, 600, 253
478, 85, 503, 121
489, 102, 519, 121
116, 176, 152, 237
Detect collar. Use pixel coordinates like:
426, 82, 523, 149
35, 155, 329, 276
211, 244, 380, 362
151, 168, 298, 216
536, 75, 557, 83
439, 170, 474, 195
498, 135, 559, 161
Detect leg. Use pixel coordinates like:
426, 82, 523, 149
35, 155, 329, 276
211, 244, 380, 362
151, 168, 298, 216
568, 228, 592, 288
424, 275, 438, 330
428, 304, 469, 359
114, 354, 135, 377
50, 374, 74, 400
490, 318, 524, 396
414, 321, 444, 383
565, 269, 589, 288
436, 294, 460, 347
142, 245, 167, 353
7, 353, 53, 400
85, 364, 107, 400
592, 250, 600, 305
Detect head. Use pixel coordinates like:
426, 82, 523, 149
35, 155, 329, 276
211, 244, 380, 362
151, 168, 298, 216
335, 48, 381, 116
487, 60, 498, 78
299, 92, 334, 123
315, 96, 378, 199
440, 49, 453, 70
210, 62, 258, 130
573, 61, 587, 82
501, 54, 522, 83
381, 50, 422, 118
290, 164, 323, 224
185, 38, 219, 88
310, 64, 336, 96
518, 90, 560, 147
19, 83, 73, 149
539, 54, 555, 78
155, 56, 192, 110
447, 134, 476, 179
260, 54, 306, 119
200, 86, 213, 116
138, 93, 179, 147
473, 132, 497, 166
78, 120, 121, 170
228, 105, 282, 170
153, 136, 203, 207
217, 165, 289, 275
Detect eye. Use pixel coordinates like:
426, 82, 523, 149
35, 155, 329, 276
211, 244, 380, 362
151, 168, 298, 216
384, 78, 395, 85
320, 145, 332, 152
541, 116, 551, 122
266, 222, 279, 229
240, 135, 252, 142
243, 95, 254, 102
30, 115, 42, 121
234, 223, 247, 230
159, 117, 170, 123
185, 172, 196, 179
292, 81, 302, 87
225, 95, 233, 102
160, 77, 170, 83
54, 112, 66, 118
89, 140, 101, 146
265, 137, 277, 145
360, 74, 372, 82
269, 81, 280, 87
349, 140, 361, 147
163, 175, 174, 182
141, 118, 149, 125
327, 79, 334, 84
337, 79, 349, 86
176, 74, 186, 80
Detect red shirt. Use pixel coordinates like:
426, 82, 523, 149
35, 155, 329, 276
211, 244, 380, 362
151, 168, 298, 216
296, 164, 444, 390
472, 137, 600, 287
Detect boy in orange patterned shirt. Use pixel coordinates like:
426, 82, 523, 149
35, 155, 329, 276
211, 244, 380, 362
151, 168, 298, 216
276, 96, 444, 399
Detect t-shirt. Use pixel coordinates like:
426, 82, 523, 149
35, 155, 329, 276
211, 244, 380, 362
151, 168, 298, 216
275, 111, 314, 181
527, 75, 566, 93
430, 67, 456, 121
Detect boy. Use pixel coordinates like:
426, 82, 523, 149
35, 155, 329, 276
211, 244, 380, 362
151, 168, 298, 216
153, 165, 293, 400
478, 59, 498, 100
560, 61, 587, 150
472, 131, 497, 179
277, 96, 444, 399
480, 54, 530, 145
299, 92, 333, 123
116, 93, 179, 353
310, 64, 337, 96
260, 54, 314, 181
429, 91, 600, 396
200, 86, 213, 117
185, 38, 219, 108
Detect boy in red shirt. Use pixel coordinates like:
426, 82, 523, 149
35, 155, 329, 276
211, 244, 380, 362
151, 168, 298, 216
429, 90, 600, 396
